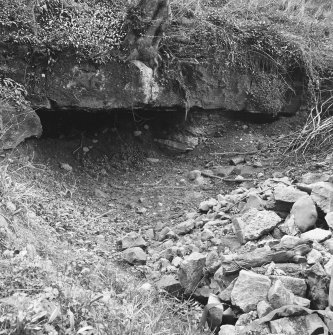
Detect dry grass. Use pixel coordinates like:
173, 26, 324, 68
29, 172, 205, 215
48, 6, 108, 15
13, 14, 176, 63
0, 151, 212, 335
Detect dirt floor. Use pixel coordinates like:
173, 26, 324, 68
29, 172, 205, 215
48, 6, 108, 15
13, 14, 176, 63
1, 107, 329, 333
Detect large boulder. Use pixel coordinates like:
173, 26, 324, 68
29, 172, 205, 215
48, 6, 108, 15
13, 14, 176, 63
0, 96, 41, 149
290, 195, 317, 233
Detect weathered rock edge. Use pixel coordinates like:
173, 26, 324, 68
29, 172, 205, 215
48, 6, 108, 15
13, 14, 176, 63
1, 0, 303, 115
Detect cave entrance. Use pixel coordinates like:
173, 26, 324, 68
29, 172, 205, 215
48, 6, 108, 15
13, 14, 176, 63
36, 108, 186, 139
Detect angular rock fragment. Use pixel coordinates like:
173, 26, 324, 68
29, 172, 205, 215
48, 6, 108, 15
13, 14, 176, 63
241, 193, 265, 213
178, 252, 206, 293
204, 294, 224, 333
118, 232, 147, 250
311, 182, 333, 213
257, 300, 273, 318
156, 275, 182, 296
301, 228, 332, 243
199, 198, 218, 212
218, 325, 236, 335
306, 263, 329, 310
173, 219, 195, 235
307, 248, 323, 265
279, 214, 299, 236
270, 316, 308, 335
231, 270, 271, 313
122, 247, 147, 265
232, 208, 281, 244
269, 275, 307, 297
301, 172, 330, 184
274, 185, 308, 204
268, 279, 310, 309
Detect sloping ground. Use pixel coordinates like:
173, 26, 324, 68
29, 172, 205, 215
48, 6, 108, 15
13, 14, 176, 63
0, 109, 318, 334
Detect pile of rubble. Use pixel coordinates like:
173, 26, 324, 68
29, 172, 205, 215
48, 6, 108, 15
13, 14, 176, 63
118, 171, 333, 335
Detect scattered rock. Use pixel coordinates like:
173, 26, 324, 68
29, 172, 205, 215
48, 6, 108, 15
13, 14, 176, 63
257, 300, 273, 318
118, 232, 147, 250
156, 275, 182, 296
188, 170, 202, 181
307, 249, 323, 265
290, 195, 317, 233
122, 247, 147, 265
178, 252, 206, 293
199, 199, 218, 212
301, 228, 332, 243
274, 185, 308, 204
218, 325, 236, 335
205, 294, 224, 333
268, 279, 310, 309
301, 172, 330, 184
241, 193, 264, 213
212, 166, 235, 177
270, 275, 307, 297
173, 220, 195, 235
146, 158, 160, 163
231, 270, 271, 313
60, 163, 73, 172
306, 263, 329, 310
269, 316, 308, 335
232, 208, 281, 244
311, 182, 333, 213
230, 156, 246, 165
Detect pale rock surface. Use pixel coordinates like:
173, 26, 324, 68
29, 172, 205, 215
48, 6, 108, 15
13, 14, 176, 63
270, 314, 328, 335
218, 325, 236, 335
269, 275, 307, 297
270, 316, 308, 335
311, 182, 333, 213
274, 185, 308, 203
301, 228, 332, 243
119, 232, 147, 250
307, 248, 323, 265
231, 270, 271, 312
279, 214, 299, 236
199, 198, 218, 212
173, 219, 195, 235
178, 252, 206, 293
156, 275, 182, 296
122, 247, 147, 265
325, 212, 333, 230
268, 280, 310, 309
232, 208, 281, 244
257, 300, 273, 318
301, 172, 330, 184
241, 193, 265, 213
290, 195, 317, 233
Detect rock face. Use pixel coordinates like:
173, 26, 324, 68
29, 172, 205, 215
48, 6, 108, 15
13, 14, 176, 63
0, 0, 303, 145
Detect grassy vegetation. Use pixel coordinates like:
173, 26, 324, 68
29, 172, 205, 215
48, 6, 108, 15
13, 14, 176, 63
0, 150, 211, 334
0, 1, 332, 331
